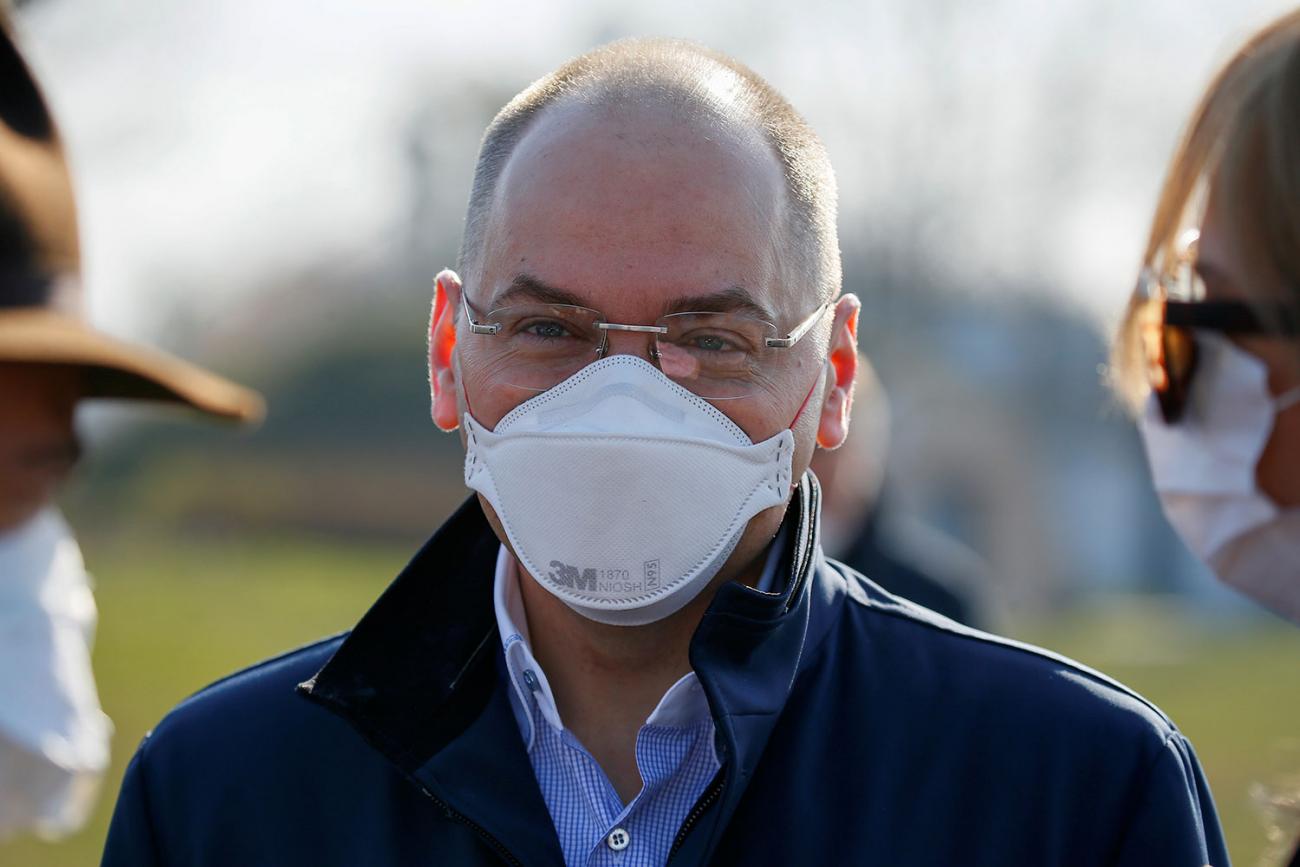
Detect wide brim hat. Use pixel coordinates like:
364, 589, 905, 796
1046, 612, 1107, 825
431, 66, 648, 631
0, 18, 263, 423
0, 308, 263, 421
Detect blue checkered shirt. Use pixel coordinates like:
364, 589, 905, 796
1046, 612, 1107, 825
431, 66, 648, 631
493, 539, 784, 866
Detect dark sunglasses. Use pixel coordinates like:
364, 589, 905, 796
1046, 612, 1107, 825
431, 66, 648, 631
1136, 270, 1300, 423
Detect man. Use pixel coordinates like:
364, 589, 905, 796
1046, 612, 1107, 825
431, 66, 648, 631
102, 39, 1228, 866
0, 18, 261, 841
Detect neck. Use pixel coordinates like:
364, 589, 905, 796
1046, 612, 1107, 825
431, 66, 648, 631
515, 544, 768, 802
522, 573, 697, 721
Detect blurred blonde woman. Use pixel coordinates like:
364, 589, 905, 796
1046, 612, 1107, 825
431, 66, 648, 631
1113, 9, 1300, 866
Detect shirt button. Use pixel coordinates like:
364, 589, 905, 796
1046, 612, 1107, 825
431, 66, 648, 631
522, 669, 539, 691
606, 827, 630, 851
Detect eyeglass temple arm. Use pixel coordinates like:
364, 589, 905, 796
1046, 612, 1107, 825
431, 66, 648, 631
461, 293, 501, 335
1164, 300, 1300, 335
766, 300, 833, 348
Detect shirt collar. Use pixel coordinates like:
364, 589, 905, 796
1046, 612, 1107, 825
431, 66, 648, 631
492, 529, 789, 750
493, 547, 563, 747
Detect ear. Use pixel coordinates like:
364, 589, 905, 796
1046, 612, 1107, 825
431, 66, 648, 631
429, 269, 462, 432
816, 294, 861, 449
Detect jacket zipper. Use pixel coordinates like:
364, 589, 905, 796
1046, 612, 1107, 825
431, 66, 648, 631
667, 775, 726, 861
418, 785, 524, 867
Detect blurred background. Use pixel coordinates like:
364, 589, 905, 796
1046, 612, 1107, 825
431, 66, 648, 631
4, 0, 1300, 863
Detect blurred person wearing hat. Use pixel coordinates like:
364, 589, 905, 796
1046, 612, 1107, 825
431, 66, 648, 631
103, 38, 1225, 866
1112, 9, 1300, 865
0, 19, 261, 841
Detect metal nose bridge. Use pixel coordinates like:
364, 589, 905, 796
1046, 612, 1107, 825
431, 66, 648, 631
595, 320, 668, 361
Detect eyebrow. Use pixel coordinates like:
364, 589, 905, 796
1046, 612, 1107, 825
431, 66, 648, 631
492, 274, 775, 322
490, 274, 592, 309
664, 286, 774, 321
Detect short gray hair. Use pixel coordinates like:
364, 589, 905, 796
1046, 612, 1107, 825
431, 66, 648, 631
457, 37, 841, 303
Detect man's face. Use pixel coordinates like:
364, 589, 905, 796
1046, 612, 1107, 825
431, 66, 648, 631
0, 362, 81, 531
433, 100, 857, 587
465, 101, 827, 437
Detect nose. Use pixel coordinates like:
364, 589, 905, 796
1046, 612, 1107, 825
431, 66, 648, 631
597, 324, 665, 367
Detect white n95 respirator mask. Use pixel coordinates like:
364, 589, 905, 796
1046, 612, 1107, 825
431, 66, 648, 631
1138, 332, 1300, 624
463, 354, 796, 626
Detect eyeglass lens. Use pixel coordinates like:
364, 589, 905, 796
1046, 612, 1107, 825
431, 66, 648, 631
1140, 293, 1199, 423
473, 303, 783, 400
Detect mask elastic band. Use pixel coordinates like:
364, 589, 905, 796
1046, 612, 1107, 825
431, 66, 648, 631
460, 381, 476, 421
786, 361, 828, 430
1278, 385, 1300, 413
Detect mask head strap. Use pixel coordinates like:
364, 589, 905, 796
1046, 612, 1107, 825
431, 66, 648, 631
787, 362, 827, 430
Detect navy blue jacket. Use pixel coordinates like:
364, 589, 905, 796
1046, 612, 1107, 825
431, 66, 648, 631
102, 478, 1230, 866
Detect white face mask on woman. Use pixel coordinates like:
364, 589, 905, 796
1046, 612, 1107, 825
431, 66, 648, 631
0, 508, 111, 840
1138, 331, 1300, 623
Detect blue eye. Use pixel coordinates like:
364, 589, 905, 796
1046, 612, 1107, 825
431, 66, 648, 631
522, 320, 571, 340
686, 332, 739, 353
695, 335, 726, 351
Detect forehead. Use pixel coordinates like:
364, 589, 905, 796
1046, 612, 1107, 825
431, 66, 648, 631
478, 99, 795, 318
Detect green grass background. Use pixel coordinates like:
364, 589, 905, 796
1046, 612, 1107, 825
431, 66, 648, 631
2, 535, 1297, 866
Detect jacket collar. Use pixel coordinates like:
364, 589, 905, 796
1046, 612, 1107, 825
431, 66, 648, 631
298, 472, 838, 862
683, 471, 836, 857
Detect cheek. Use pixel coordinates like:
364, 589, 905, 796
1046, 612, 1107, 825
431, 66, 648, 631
1233, 336, 1300, 391
1258, 407, 1300, 507
1236, 340, 1300, 507
1266, 346, 1300, 395
0, 466, 59, 514
733, 355, 826, 433
457, 352, 538, 429
0, 444, 70, 530
724, 366, 824, 478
